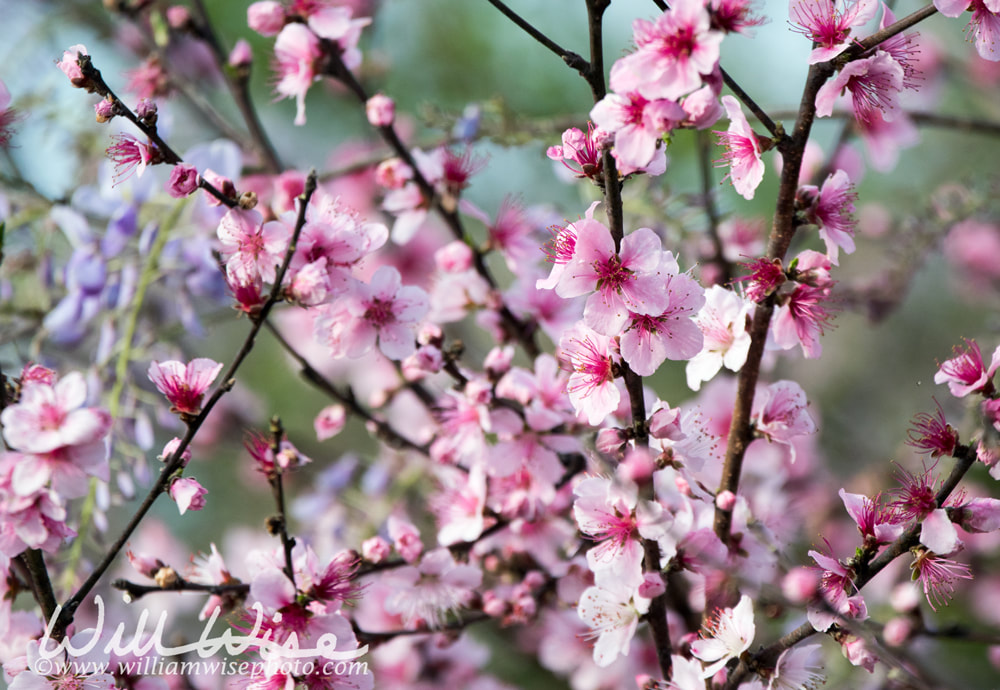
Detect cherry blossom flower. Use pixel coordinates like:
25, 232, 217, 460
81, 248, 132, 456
169, 477, 208, 514
620, 258, 705, 376
815, 50, 905, 125
383, 548, 482, 628
365, 92, 395, 126
766, 643, 826, 690
9, 630, 115, 690
935, 0, 1000, 61
807, 548, 867, 631
577, 569, 651, 667
839, 489, 904, 546
536, 202, 594, 291
166, 163, 200, 198
556, 221, 668, 335
314, 404, 347, 440
273, 23, 322, 126
686, 285, 753, 390
590, 90, 684, 173
789, 0, 878, 64
798, 169, 858, 264
739, 256, 787, 302
547, 123, 608, 180
934, 338, 1000, 397
57, 44, 90, 89
0, 372, 111, 457
752, 380, 817, 454
715, 95, 765, 200
906, 401, 959, 458
573, 476, 671, 588
0, 471, 76, 557
315, 266, 429, 361
560, 323, 621, 425
771, 284, 834, 358
147, 358, 224, 416
106, 134, 160, 185
910, 548, 973, 610
248, 1, 286, 36
610, 0, 724, 101
691, 594, 756, 677
217, 207, 291, 284
711, 0, 766, 34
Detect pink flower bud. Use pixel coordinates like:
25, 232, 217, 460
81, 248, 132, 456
595, 428, 627, 457
715, 490, 737, 511
374, 158, 411, 189
202, 169, 235, 206
94, 99, 115, 123
523, 570, 546, 590
434, 240, 473, 272
229, 39, 253, 68
57, 45, 90, 88
159, 437, 192, 466
169, 477, 208, 515
618, 447, 656, 483
365, 93, 395, 127
361, 536, 391, 563
484, 345, 514, 378
418, 323, 443, 346
648, 405, 686, 440
136, 98, 157, 120
388, 516, 423, 563
482, 592, 507, 617
20, 363, 55, 386
314, 404, 347, 441
167, 163, 200, 198
638, 573, 666, 598
127, 550, 165, 578
882, 617, 913, 646
166, 6, 192, 29
781, 566, 820, 603
247, 1, 286, 36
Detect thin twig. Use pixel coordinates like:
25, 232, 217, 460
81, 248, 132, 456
482, 0, 590, 78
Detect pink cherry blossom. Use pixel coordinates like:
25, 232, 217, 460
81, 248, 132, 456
556, 219, 668, 335
789, 0, 878, 63
1, 372, 111, 456
106, 134, 159, 185
383, 548, 482, 628
686, 284, 753, 390
247, 1, 286, 36
906, 401, 959, 458
169, 477, 207, 515
57, 44, 89, 87
715, 95, 765, 200
365, 93, 395, 127
314, 404, 347, 440
573, 476, 670, 588
217, 207, 291, 284
935, 0, 1000, 61
166, 163, 200, 198
815, 51, 905, 125
610, 0, 724, 101
577, 570, 650, 667
273, 23, 322, 126
799, 169, 858, 264
691, 594, 756, 677
147, 358, 223, 416
315, 266, 428, 361
559, 323, 621, 425
839, 488, 904, 546
771, 284, 835, 358
752, 380, 817, 455
934, 338, 1000, 397
590, 90, 684, 172
910, 548, 973, 611
547, 123, 608, 180
620, 261, 705, 376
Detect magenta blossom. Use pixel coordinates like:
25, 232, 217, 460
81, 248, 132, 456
147, 358, 224, 416
560, 322, 621, 425
715, 95, 765, 200
217, 207, 291, 284
106, 133, 160, 185
752, 380, 817, 457
790, 0, 878, 64
166, 163, 200, 198
799, 169, 858, 264
934, 338, 1000, 397
815, 50, 905, 125
771, 283, 835, 358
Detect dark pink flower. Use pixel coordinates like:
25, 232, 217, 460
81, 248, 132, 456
166, 163, 200, 198
217, 207, 291, 284
934, 338, 1000, 397
147, 358, 223, 416
910, 548, 972, 611
106, 134, 160, 185
799, 169, 858, 264
772, 284, 835, 358
57, 44, 90, 88
789, 0, 878, 63
815, 51, 905, 125
906, 401, 959, 458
